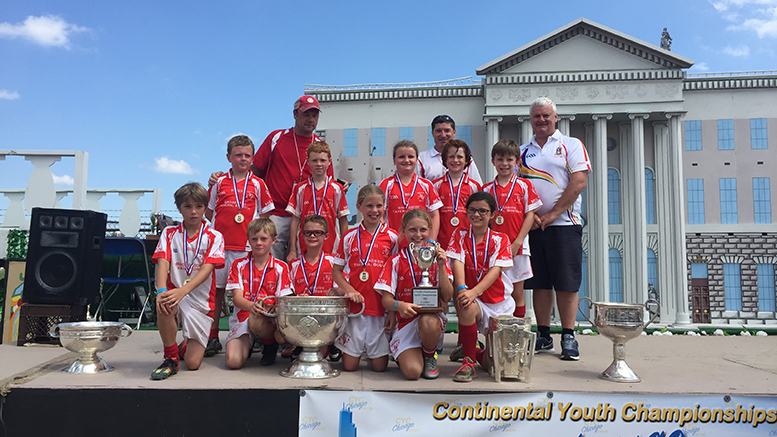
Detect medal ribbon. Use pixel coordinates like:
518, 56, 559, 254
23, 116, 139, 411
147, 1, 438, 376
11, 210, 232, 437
491, 175, 518, 216
248, 254, 271, 302
404, 248, 421, 288
394, 173, 418, 211
470, 227, 491, 281
231, 169, 251, 215
300, 254, 324, 295
311, 177, 330, 216
357, 223, 382, 271
183, 221, 206, 279
447, 173, 465, 216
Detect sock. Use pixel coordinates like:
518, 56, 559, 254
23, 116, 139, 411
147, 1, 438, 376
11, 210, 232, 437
210, 327, 219, 339
163, 344, 179, 360
538, 325, 551, 340
460, 323, 478, 362
262, 338, 276, 345
475, 349, 486, 368
562, 328, 575, 337
513, 305, 526, 318
177, 341, 187, 359
421, 346, 436, 358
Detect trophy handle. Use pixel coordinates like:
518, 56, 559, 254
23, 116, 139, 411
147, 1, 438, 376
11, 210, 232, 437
348, 301, 366, 318
577, 296, 594, 325
257, 296, 278, 319
643, 298, 660, 328
120, 324, 133, 338
49, 324, 60, 338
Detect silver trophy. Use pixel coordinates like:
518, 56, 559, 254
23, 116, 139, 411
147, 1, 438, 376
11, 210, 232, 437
261, 295, 364, 379
483, 315, 536, 382
578, 297, 659, 383
408, 241, 444, 313
50, 321, 133, 374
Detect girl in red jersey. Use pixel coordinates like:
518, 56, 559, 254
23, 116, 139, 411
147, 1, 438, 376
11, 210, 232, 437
375, 209, 453, 380
446, 192, 515, 382
432, 139, 482, 250
379, 140, 442, 239
333, 185, 399, 372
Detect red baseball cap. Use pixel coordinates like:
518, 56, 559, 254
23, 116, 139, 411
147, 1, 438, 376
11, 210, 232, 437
294, 95, 321, 113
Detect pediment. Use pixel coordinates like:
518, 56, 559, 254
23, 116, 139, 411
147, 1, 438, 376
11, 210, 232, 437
476, 18, 694, 76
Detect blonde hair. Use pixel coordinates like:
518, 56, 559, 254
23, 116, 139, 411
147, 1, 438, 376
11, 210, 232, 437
246, 218, 277, 239
392, 140, 418, 159
357, 184, 384, 206
400, 209, 431, 231
301, 214, 328, 233
227, 135, 255, 154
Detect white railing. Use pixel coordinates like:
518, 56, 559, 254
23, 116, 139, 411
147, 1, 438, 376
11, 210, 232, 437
305, 76, 481, 91
687, 70, 777, 78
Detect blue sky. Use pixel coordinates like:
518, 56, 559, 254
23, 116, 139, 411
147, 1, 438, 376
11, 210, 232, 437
2, 0, 776, 220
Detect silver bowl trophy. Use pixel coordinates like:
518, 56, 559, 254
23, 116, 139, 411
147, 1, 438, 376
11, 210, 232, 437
483, 315, 536, 382
407, 241, 444, 313
578, 297, 659, 383
50, 321, 132, 374
261, 295, 364, 379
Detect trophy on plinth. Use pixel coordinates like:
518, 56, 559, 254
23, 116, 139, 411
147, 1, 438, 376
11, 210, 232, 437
483, 315, 536, 383
578, 297, 660, 383
408, 241, 444, 313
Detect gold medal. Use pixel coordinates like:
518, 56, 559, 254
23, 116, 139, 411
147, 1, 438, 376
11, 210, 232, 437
359, 270, 369, 282
450, 217, 460, 226
184, 278, 191, 285
495, 215, 505, 225
235, 213, 245, 223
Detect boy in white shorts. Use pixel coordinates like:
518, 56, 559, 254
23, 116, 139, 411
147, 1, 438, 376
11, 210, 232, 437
151, 182, 225, 380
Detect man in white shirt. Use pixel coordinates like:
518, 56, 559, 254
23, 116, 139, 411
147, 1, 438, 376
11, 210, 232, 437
416, 115, 482, 184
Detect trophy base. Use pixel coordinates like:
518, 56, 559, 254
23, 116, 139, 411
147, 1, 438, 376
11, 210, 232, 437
279, 349, 340, 379
599, 359, 641, 383
63, 355, 114, 374
415, 306, 445, 313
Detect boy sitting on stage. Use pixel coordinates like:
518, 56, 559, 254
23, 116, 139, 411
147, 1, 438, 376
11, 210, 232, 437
224, 218, 294, 369
151, 182, 225, 380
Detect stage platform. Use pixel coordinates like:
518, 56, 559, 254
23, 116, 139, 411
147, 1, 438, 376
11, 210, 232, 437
1, 331, 775, 436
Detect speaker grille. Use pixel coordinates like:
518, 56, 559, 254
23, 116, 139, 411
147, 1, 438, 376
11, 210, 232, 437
35, 250, 78, 293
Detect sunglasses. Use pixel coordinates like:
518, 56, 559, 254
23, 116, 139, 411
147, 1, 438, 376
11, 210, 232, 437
302, 230, 326, 237
432, 114, 454, 126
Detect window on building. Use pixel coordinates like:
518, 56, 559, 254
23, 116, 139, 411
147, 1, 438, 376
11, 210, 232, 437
344, 183, 359, 225
428, 127, 434, 150
457, 125, 472, 147
685, 120, 702, 151
753, 177, 772, 224
751, 118, 768, 149
691, 262, 708, 279
757, 264, 776, 312
687, 179, 705, 224
719, 178, 738, 224
723, 263, 742, 311
717, 119, 734, 150
648, 249, 658, 293
645, 168, 656, 224
370, 128, 385, 156
399, 127, 414, 142
343, 129, 358, 157
609, 248, 623, 302
608, 168, 620, 224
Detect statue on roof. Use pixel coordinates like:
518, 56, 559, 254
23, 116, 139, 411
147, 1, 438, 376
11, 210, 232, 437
661, 27, 672, 51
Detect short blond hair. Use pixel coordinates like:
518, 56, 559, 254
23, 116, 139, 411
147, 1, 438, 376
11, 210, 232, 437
246, 218, 277, 239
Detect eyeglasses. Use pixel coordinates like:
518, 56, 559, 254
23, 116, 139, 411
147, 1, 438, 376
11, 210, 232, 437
466, 208, 492, 216
302, 230, 326, 237
432, 114, 454, 127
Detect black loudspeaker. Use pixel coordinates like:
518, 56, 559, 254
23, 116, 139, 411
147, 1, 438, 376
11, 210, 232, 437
23, 208, 107, 305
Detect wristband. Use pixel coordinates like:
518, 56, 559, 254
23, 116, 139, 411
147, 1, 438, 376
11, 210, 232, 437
394, 301, 399, 311
157, 288, 167, 293
456, 285, 468, 292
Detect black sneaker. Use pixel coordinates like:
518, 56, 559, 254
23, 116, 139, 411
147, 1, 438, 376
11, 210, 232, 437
291, 346, 303, 361
204, 337, 222, 357
151, 357, 179, 380
535, 336, 555, 353
260, 342, 278, 366
328, 345, 342, 362
560, 334, 580, 361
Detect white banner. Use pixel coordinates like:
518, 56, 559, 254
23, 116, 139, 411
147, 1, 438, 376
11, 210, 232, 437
299, 390, 777, 436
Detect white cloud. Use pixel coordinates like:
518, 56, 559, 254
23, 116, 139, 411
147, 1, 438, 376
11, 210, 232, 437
691, 62, 711, 71
0, 15, 89, 48
154, 157, 195, 174
52, 174, 74, 186
711, 0, 777, 38
0, 89, 20, 100
723, 44, 751, 56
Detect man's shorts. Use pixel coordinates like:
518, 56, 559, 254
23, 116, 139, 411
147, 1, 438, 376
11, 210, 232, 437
178, 296, 213, 348
215, 249, 247, 288
475, 297, 515, 335
389, 314, 446, 359
504, 254, 533, 283
269, 215, 292, 260
525, 225, 583, 292
335, 314, 389, 359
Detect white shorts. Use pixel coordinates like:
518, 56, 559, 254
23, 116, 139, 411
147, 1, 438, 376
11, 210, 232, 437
389, 314, 446, 359
270, 215, 292, 260
335, 314, 389, 359
225, 313, 254, 344
178, 297, 212, 348
215, 249, 247, 288
504, 254, 533, 283
475, 298, 515, 335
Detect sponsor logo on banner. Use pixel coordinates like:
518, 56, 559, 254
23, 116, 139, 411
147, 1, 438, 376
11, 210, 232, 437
392, 417, 418, 433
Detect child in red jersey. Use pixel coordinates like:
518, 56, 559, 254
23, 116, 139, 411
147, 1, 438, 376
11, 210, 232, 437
151, 182, 225, 380
481, 139, 542, 319
205, 135, 274, 358
375, 209, 453, 380
224, 218, 293, 369
379, 140, 442, 239
286, 142, 349, 263
446, 192, 514, 382
333, 185, 399, 372
432, 139, 482, 250
289, 215, 338, 297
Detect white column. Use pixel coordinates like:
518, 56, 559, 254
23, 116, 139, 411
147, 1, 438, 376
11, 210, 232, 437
557, 115, 576, 136
588, 115, 611, 303
653, 121, 676, 322
518, 118, 532, 145
73, 151, 88, 210
484, 116, 502, 182
620, 114, 649, 304
24, 155, 60, 213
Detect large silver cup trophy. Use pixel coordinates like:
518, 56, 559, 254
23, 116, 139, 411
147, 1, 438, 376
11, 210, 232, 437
50, 321, 132, 374
408, 241, 444, 313
261, 295, 364, 379
578, 297, 659, 383
483, 315, 536, 383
